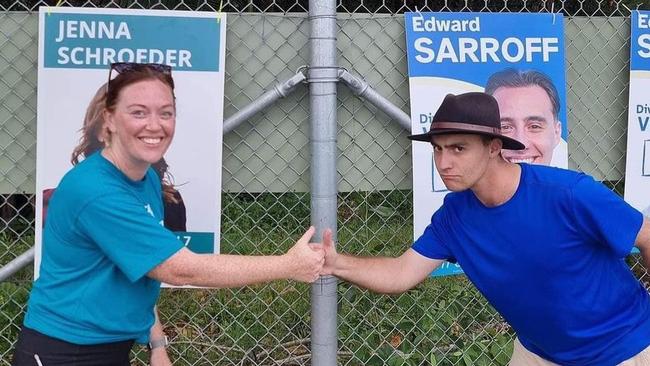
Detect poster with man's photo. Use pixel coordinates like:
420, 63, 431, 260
405, 12, 567, 276
36, 7, 226, 277
625, 10, 650, 218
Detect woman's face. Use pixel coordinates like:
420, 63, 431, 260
104, 79, 175, 177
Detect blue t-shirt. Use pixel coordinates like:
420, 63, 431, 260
413, 164, 650, 365
25, 152, 184, 345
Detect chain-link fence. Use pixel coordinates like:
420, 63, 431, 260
2, 0, 649, 364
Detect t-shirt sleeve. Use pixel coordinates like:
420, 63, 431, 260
76, 193, 184, 282
571, 174, 643, 258
411, 205, 454, 261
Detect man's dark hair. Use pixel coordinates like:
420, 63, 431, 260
485, 68, 560, 119
480, 135, 494, 146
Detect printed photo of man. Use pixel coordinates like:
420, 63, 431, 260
485, 68, 567, 167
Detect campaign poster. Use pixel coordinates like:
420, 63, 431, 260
36, 7, 226, 277
625, 11, 650, 218
405, 12, 567, 276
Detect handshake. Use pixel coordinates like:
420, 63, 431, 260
283, 226, 336, 283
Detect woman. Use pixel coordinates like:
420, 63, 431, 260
12, 62, 324, 366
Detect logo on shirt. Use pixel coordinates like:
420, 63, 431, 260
144, 203, 164, 226
144, 204, 154, 217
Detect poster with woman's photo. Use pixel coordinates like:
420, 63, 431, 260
405, 12, 567, 276
36, 7, 226, 277
625, 10, 650, 218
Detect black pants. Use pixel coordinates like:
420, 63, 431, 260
12, 326, 134, 366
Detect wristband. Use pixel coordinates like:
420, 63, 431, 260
148, 336, 169, 350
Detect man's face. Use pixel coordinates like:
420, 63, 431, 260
431, 134, 495, 192
492, 85, 561, 165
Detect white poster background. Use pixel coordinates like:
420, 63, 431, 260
625, 72, 650, 216
36, 7, 226, 278
625, 11, 650, 218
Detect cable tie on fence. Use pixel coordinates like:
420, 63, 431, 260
214, 0, 223, 23
621, 3, 632, 14
47, 0, 65, 16
621, 2, 639, 16
551, 2, 556, 25
412, 6, 424, 24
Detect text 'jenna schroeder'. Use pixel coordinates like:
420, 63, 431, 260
53, 20, 193, 67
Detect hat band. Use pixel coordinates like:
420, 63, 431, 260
432, 122, 501, 135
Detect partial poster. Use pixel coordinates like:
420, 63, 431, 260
36, 7, 226, 277
625, 11, 650, 219
405, 12, 567, 276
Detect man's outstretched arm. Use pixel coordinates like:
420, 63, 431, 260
320, 229, 443, 294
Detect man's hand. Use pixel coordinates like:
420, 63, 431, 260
320, 228, 336, 276
284, 226, 325, 283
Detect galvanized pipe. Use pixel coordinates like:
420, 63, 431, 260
338, 69, 411, 131
0, 246, 34, 282
223, 70, 307, 134
308, 0, 339, 364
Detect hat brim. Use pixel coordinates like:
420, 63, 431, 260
407, 129, 525, 150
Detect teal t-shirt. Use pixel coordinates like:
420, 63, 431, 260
25, 152, 184, 345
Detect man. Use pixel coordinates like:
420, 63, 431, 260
485, 68, 565, 166
321, 92, 650, 365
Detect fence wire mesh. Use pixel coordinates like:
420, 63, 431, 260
1, 0, 649, 365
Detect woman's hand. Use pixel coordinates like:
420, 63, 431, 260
283, 226, 325, 283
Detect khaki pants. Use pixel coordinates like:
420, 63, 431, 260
508, 338, 650, 366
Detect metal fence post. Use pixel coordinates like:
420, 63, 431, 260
308, 0, 339, 364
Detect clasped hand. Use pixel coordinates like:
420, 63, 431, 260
284, 227, 336, 282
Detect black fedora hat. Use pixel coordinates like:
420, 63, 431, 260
408, 92, 525, 150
